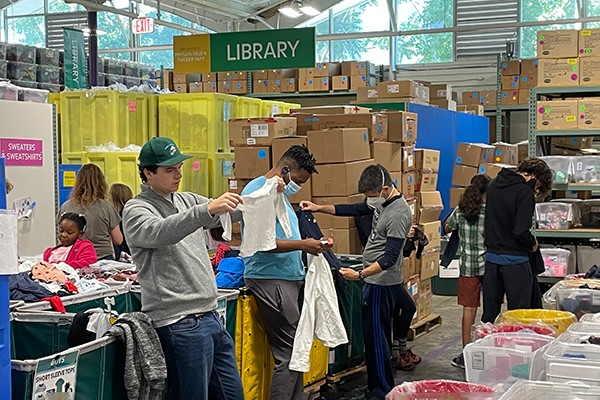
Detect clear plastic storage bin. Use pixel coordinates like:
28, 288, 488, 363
540, 248, 571, 277
573, 156, 600, 183
540, 156, 574, 184
556, 282, 600, 320
7, 62, 36, 81
36, 65, 60, 84
498, 380, 600, 399
0, 60, 6, 79
580, 199, 600, 228
531, 339, 600, 386
0, 82, 18, 101
36, 47, 60, 67
581, 313, 600, 323
0, 41, 6, 59
464, 332, 554, 388
6, 44, 35, 63
536, 202, 580, 230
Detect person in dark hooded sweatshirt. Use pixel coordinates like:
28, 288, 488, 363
481, 158, 552, 323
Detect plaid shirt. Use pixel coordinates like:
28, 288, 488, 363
446, 205, 486, 277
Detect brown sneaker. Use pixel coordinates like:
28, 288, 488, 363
391, 353, 415, 371
400, 348, 422, 365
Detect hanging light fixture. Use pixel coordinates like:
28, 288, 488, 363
299, 0, 321, 16
279, 1, 302, 18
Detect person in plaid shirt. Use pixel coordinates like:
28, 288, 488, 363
444, 174, 491, 369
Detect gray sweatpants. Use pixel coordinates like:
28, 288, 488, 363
245, 278, 307, 400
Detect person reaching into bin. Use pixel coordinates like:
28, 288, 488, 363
300, 164, 414, 399
242, 145, 331, 400
443, 174, 491, 369
122, 137, 245, 400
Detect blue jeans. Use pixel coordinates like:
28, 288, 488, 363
155, 312, 243, 400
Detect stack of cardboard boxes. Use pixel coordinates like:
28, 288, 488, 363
156, 70, 249, 94
354, 80, 431, 105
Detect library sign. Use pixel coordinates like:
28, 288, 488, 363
173, 27, 315, 73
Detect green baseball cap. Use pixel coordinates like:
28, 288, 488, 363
138, 137, 192, 167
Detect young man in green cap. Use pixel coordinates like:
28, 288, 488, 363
123, 137, 244, 400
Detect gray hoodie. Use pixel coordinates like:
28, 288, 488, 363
123, 185, 227, 327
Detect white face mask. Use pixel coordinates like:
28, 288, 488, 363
366, 197, 385, 209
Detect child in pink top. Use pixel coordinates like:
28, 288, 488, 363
43, 212, 97, 269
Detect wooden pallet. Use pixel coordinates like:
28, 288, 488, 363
408, 314, 442, 341
304, 378, 326, 395
326, 363, 367, 384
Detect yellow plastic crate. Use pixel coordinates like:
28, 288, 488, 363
47, 93, 61, 114
207, 152, 235, 198
261, 100, 300, 117
60, 91, 155, 153
158, 93, 238, 153
237, 97, 263, 118
278, 101, 300, 115
84, 151, 142, 196
61, 152, 86, 165
304, 340, 328, 387
179, 151, 209, 197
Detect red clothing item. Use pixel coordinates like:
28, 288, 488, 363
43, 239, 98, 269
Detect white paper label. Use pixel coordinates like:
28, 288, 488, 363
408, 155, 414, 167
472, 351, 485, 370
229, 180, 238, 190
577, 161, 583, 171
387, 84, 400, 94
367, 89, 378, 98
271, 105, 280, 116
0, 211, 18, 275
246, 138, 257, 145
33, 349, 79, 399
250, 124, 269, 138
372, 115, 377, 124
437, 89, 447, 97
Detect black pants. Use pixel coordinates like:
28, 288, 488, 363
362, 283, 402, 397
481, 261, 533, 323
392, 284, 417, 342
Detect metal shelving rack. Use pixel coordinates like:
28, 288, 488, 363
528, 85, 600, 242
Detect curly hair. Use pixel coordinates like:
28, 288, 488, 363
517, 157, 553, 196
278, 145, 318, 175
109, 183, 133, 215
459, 174, 492, 225
70, 164, 108, 206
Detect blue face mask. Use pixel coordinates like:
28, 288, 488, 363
283, 168, 301, 196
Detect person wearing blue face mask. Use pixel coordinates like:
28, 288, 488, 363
301, 164, 414, 399
242, 144, 332, 400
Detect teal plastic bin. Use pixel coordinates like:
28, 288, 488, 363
432, 276, 458, 296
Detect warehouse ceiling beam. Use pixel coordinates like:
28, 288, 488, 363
386, 0, 397, 32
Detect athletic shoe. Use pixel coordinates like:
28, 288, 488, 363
451, 353, 465, 369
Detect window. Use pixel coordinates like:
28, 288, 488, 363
315, 40, 329, 62
521, 0, 579, 22
48, 0, 85, 14
588, 0, 600, 17
102, 52, 131, 60
332, 0, 389, 34
98, 12, 130, 50
520, 23, 580, 58
7, 16, 46, 47
138, 8, 192, 46
139, 50, 174, 69
5, 0, 43, 17
396, 32, 453, 64
396, 0, 453, 30
332, 37, 389, 64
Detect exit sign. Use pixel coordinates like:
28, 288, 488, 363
132, 17, 154, 34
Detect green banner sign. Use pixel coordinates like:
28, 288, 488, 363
174, 27, 315, 73
63, 28, 88, 89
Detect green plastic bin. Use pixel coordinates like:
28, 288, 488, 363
432, 276, 458, 296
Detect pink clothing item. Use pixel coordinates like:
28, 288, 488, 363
48, 245, 72, 263
43, 238, 98, 269
32, 262, 67, 283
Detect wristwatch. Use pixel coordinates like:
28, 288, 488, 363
358, 270, 366, 281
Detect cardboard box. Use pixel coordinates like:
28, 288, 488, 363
520, 59, 539, 89
462, 90, 496, 106
579, 57, 600, 85
455, 143, 495, 167
229, 117, 297, 146
538, 58, 580, 87
419, 221, 441, 251
406, 274, 420, 301
406, 197, 417, 223
267, 79, 282, 93
416, 84, 430, 103
311, 159, 373, 197
501, 90, 519, 105
493, 142, 518, 165
552, 136, 594, 150
218, 80, 247, 94
536, 100, 578, 131
253, 70, 269, 80
457, 105, 485, 116
377, 81, 418, 99
419, 278, 432, 296
401, 146, 415, 172
416, 191, 443, 223
415, 171, 438, 192
314, 62, 333, 77
386, 111, 418, 145
326, 228, 362, 255
298, 68, 316, 78
517, 141, 529, 162
201, 72, 216, 82
356, 86, 379, 102
341, 61, 367, 76
253, 80, 269, 94
313, 77, 330, 92
578, 98, 600, 129
313, 194, 364, 230
579, 29, 600, 57
308, 128, 371, 164
429, 99, 457, 111
403, 255, 414, 283
172, 73, 186, 84
427, 83, 452, 100
332, 76, 350, 91
218, 71, 247, 81
188, 82, 203, 93
234, 146, 271, 179
280, 78, 297, 93
311, 113, 388, 142
478, 163, 516, 179
415, 149, 440, 172
452, 164, 479, 187
501, 75, 520, 90
419, 250, 440, 281
267, 69, 282, 80
390, 171, 415, 198
228, 178, 252, 195
500, 60, 521, 75
285, 113, 313, 136
202, 82, 217, 93
161, 70, 173, 90
292, 106, 371, 115
537, 30, 578, 58
518, 89, 530, 105
450, 187, 465, 208
417, 292, 432, 321
298, 77, 314, 92
173, 83, 187, 93
371, 142, 402, 171
350, 75, 367, 89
